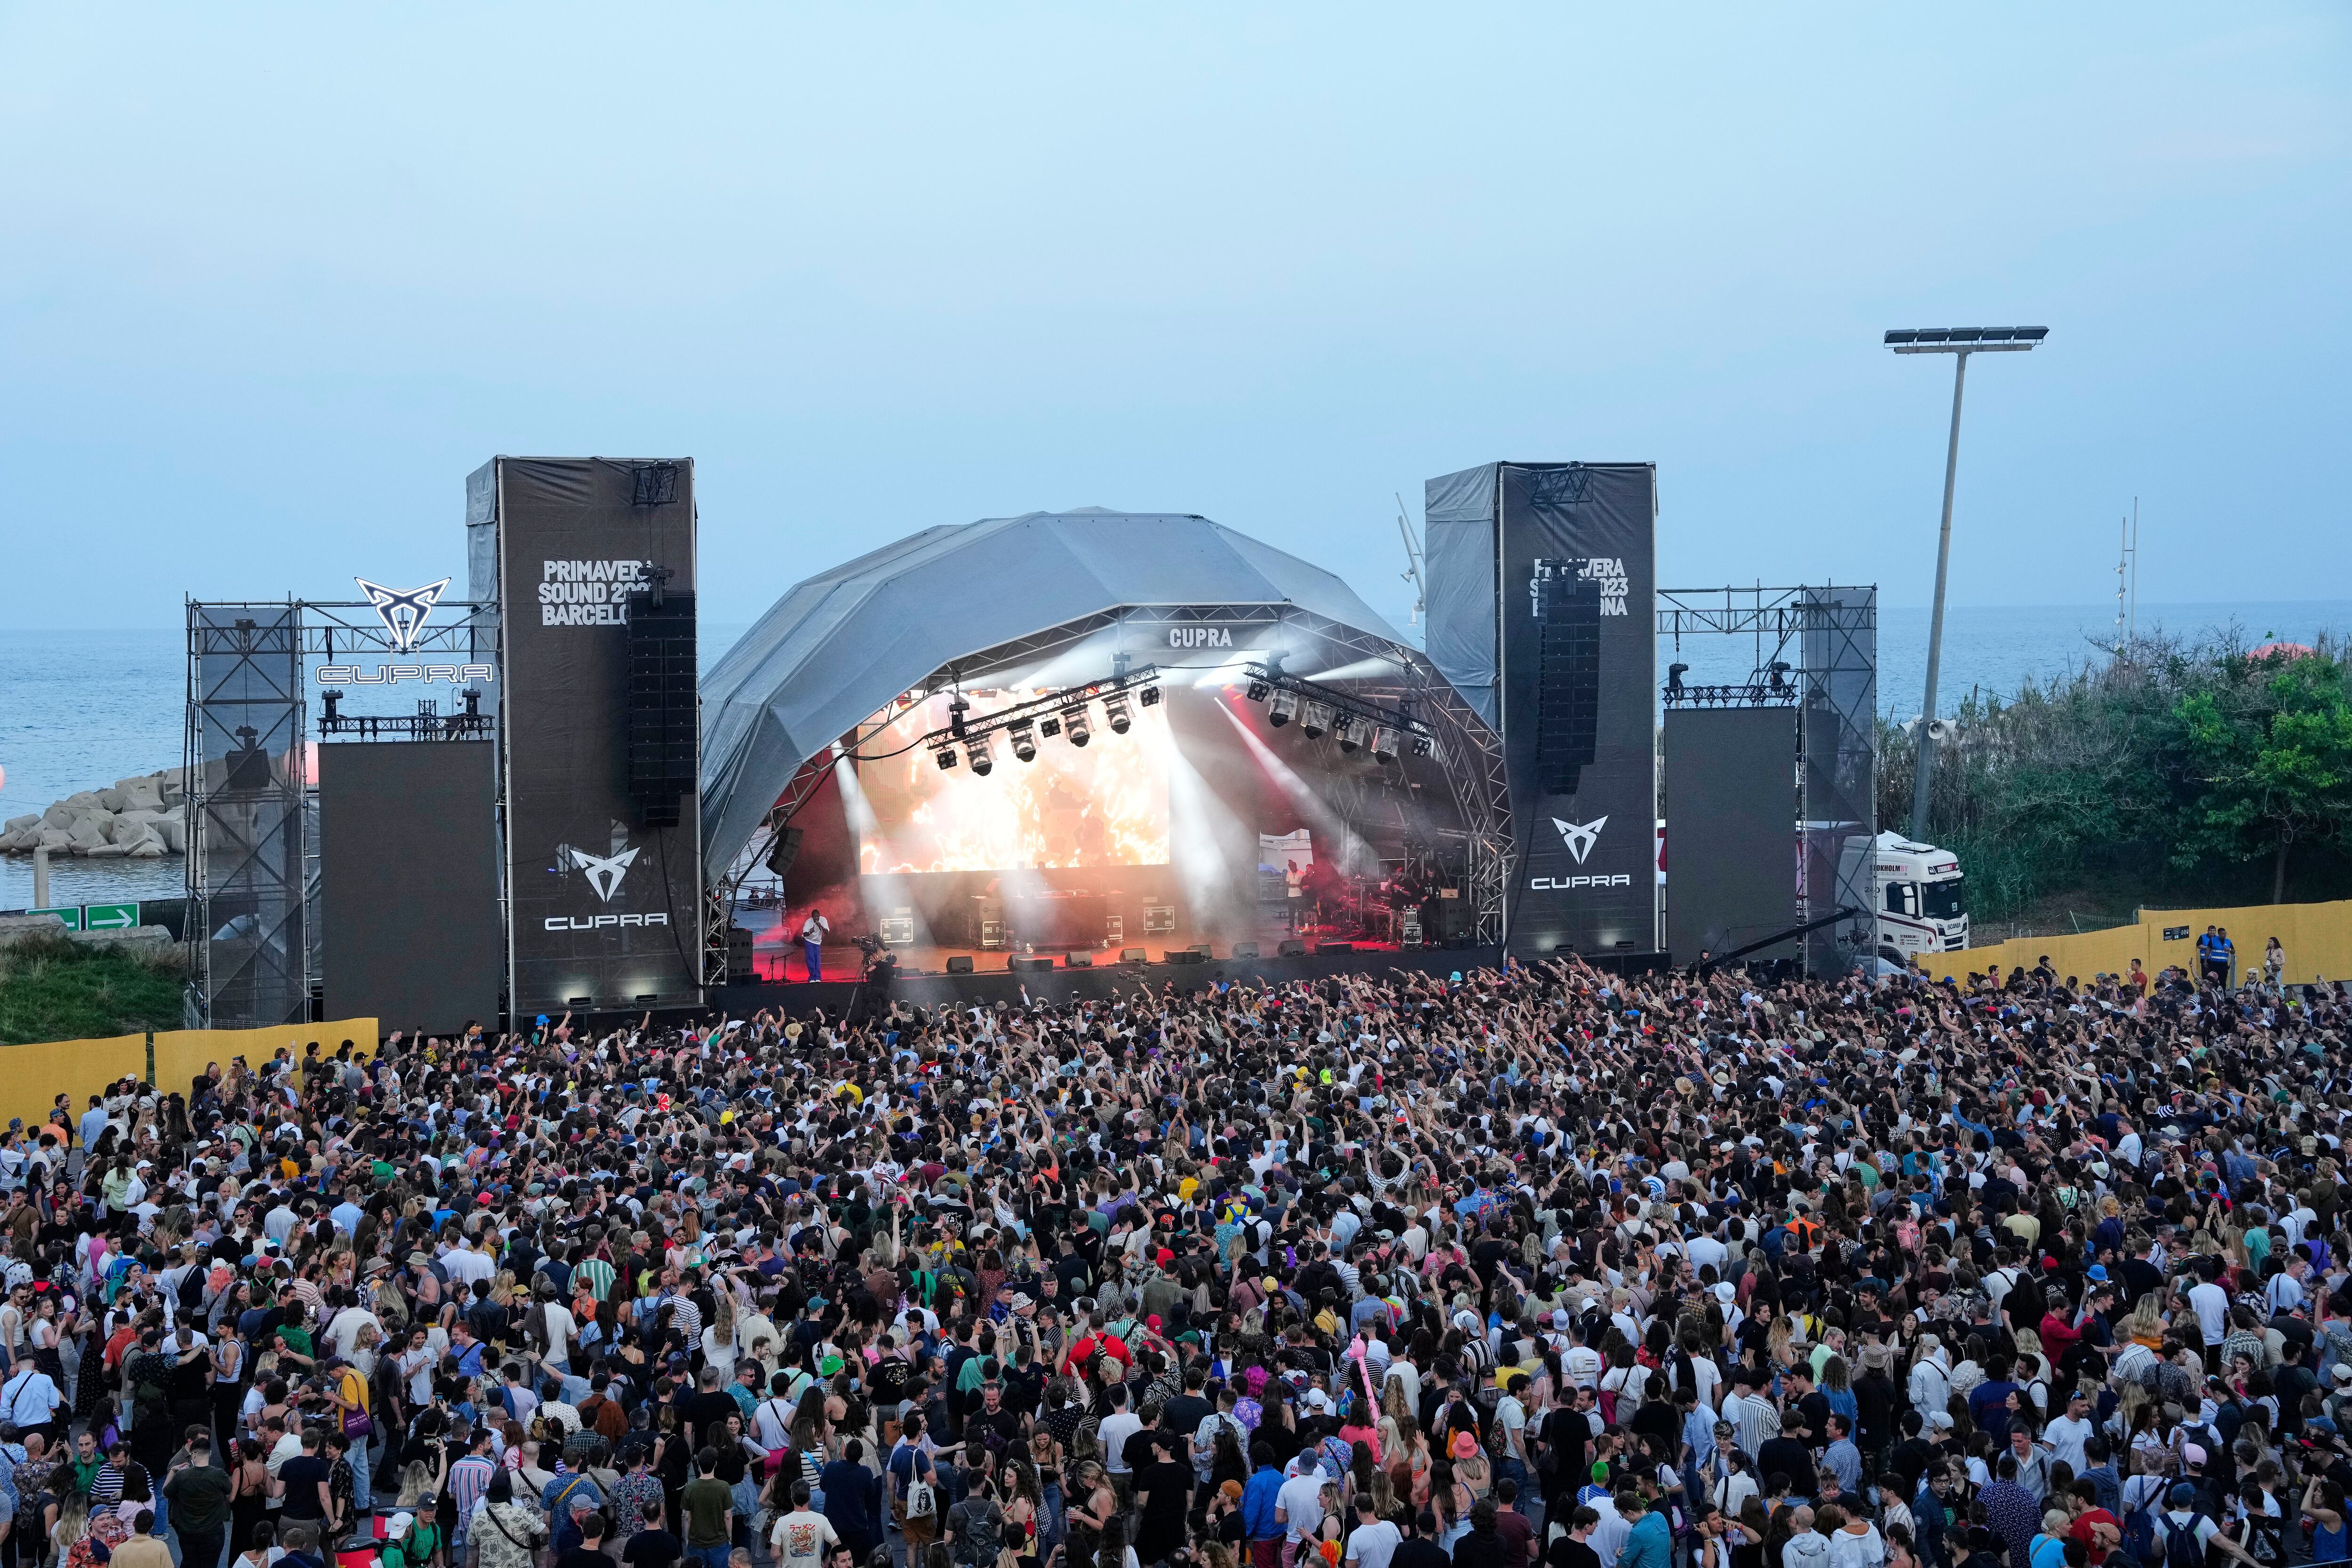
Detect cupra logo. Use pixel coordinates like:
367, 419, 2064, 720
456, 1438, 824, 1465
1552, 815, 1606, 865
356, 577, 452, 655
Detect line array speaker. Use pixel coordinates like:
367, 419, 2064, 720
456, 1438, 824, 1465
624, 588, 697, 827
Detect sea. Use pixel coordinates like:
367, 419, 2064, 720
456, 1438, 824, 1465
4, 599, 2345, 911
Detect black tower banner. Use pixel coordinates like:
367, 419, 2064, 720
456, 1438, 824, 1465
1432, 462, 1656, 956
469, 457, 702, 1015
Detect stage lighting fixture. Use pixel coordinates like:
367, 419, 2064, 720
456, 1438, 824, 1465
1039, 716, 1061, 738
1061, 703, 1092, 746
1301, 701, 1332, 739
1137, 683, 1160, 708
1246, 678, 1270, 702
968, 733, 994, 776
1009, 721, 1038, 763
1667, 662, 1689, 694
1371, 725, 1399, 760
1267, 689, 1298, 726
933, 744, 959, 771
1104, 692, 1133, 734
1336, 716, 1362, 753
1411, 732, 1434, 757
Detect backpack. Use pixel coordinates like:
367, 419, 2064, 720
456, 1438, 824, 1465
2158, 1516, 2203, 1568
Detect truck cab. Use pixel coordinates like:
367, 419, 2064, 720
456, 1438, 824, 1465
1854, 830, 1968, 956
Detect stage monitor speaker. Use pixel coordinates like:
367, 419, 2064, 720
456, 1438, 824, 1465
1065, 952, 1093, 968
1230, 942, 1261, 959
764, 826, 804, 879
1120, 948, 1146, 963
1277, 939, 1306, 957
1316, 941, 1355, 955
946, 955, 975, 974
625, 588, 698, 827
1163, 949, 1204, 965
1009, 955, 1055, 972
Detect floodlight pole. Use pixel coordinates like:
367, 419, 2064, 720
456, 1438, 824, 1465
1911, 349, 1968, 842
1886, 326, 2044, 842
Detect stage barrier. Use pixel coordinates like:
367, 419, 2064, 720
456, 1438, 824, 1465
0, 1018, 379, 1132
1918, 898, 2352, 988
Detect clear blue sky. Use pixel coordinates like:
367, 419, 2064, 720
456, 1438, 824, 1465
2, 6, 2344, 633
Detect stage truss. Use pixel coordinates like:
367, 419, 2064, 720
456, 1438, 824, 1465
184, 597, 498, 1028
1655, 585, 1877, 974
702, 603, 1512, 981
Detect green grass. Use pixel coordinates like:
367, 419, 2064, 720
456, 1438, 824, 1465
0, 933, 186, 1044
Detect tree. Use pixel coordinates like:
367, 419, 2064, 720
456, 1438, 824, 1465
2170, 650, 2352, 902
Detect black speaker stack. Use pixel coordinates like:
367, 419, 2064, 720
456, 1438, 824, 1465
624, 587, 697, 827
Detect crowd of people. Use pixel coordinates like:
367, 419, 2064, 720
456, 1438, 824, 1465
0, 950, 2346, 1568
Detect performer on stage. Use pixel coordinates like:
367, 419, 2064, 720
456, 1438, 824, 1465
797, 905, 831, 982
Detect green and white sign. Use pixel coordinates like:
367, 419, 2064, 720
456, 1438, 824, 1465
27, 907, 82, 930
82, 903, 140, 931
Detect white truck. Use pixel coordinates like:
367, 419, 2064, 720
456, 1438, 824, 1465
1842, 829, 1969, 960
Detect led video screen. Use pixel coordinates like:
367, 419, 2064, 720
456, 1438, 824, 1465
854, 690, 1173, 874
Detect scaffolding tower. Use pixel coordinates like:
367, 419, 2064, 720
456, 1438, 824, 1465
1657, 585, 1878, 974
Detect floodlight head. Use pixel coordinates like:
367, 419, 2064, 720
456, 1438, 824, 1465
933, 744, 958, 772
1137, 684, 1161, 708
1246, 678, 1270, 702
1039, 716, 1061, 738
1410, 732, 1434, 758
1886, 325, 2048, 353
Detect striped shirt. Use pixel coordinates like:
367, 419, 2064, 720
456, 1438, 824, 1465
572, 1257, 617, 1302
447, 1453, 498, 1545
1724, 1389, 1780, 1460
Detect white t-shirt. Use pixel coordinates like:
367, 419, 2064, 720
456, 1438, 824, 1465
1496, 1395, 1527, 1458
2043, 1414, 2094, 1473
770, 1509, 840, 1568
1098, 1412, 1142, 1473
1346, 1520, 1402, 1568
2188, 1281, 2231, 1345
541, 1303, 578, 1368
1277, 1472, 1327, 1544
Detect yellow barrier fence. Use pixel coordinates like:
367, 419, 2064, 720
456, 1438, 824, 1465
1920, 897, 2352, 987
2, 1019, 380, 1131
0, 1033, 148, 1133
